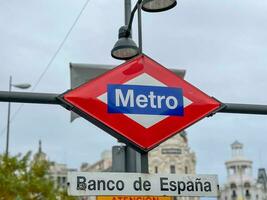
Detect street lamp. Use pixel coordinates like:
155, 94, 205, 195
142, 0, 177, 12
5, 76, 31, 157
111, 0, 177, 60
111, 26, 139, 60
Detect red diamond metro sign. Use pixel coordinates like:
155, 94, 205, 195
59, 54, 223, 152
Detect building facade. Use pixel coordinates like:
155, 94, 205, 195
80, 150, 112, 172
33, 140, 77, 190
148, 131, 196, 175
220, 141, 267, 200
80, 131, 196, 175
80, 131, 197, 200
149, 131, 197, 200
49, 162, 77, 189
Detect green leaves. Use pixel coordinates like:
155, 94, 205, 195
0, 152, 76, 200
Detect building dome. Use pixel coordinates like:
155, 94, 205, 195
220, 141, 267, 200
231, 140, 243, 149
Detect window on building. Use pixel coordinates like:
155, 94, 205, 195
244, 182, 251, 188
230, 183, 237, 189
232, 190, 237, 198
62, 177, 66, 184
229, 168, 234, 175
245, 190, 250, 197
170, 165, 176, 174
155, 166, 158, 174
161, 148, 181, 155
245, 167, 251, 175
185, 166, 188, 174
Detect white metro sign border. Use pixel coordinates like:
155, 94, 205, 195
61, 54, 222, 151
98, 73, 192, 128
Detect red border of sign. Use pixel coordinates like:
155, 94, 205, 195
58, 54, 223, 152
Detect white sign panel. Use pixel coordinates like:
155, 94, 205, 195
67, 172, 218, 197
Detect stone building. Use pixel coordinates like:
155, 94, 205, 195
80, 150, 112, 172
80, 131, 197, 200
49, 162, 77, 189
80, 131, 196, 175
220, 141, 267, 200
149, 131, 197, 200
149, 131, 196, 175
33, 140, 77, 190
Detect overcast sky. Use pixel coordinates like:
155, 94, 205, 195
0, 0, 267, 185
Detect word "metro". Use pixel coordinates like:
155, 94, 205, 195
107, 84, 184, 116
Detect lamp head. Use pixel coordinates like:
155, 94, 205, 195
12, 83, 31, 89
111, 26, 139, 60
142, 0, 177, 12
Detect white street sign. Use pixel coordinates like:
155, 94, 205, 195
67, 172, 219, 197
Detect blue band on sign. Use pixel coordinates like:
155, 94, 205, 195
107, 84, 184, 116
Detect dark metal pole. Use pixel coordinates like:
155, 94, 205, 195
112, 146, 126, 172
1, 91, 267, 115
126, 146, 140, 172
122, 0, 148, 174
137, 1, 148, 173
1, 91, 267, 172
123, 0, 149, 174
137, 2, 143, 53
5, 76, 12, 157
0, 91, 60, 105
125, 0, 142, 37
141, 152, 149, 173
125, 0, 131, 25
219, 103, 267, 115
